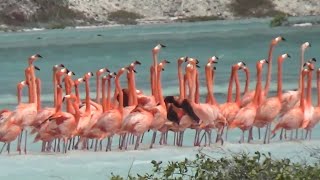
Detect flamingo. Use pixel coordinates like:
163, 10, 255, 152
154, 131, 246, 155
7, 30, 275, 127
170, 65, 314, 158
151, 44, 166, 103
25, 54, 42, 104
76, 72, 94, 149
149, 60, 170, 148
271, 67, 313, 138
86, 72, 118, 151
230, 59, 268, 143
241, 36, 285, 107
254, 54, 290, 144
305, 68, 320, 139
220, 62, 246, 141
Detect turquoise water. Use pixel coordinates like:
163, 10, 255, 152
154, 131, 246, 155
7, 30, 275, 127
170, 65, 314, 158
0, 18, 320, 179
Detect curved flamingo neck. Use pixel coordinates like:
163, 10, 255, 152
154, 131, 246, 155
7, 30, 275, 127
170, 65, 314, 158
17, 85, 23, 105
277, 58, 283, 100
298, 48, 306, 91
195, 71, 200, 104
130, 71, 138, 105
211, 67, 217, 105
107, 78, 112, 111
253, 66, 262, 105
300, 71, 306, 109
96, 74, 101, 104
227, 67, 235, 103
127, 71, 133, 106
30, 65, 37, 104
75, 85, 80, 104
102, 78, 107, 112
25, 68, 32, 103
65, 76, 73, 113
152, 53, 159, 103
234, 70, 241, 105
264, 43, 275, 96
56, 87, 63, 112
317, 71, 320, 107
205, 65, 212, 104
150, 66, 155, 100
306, 70, 312, 107
244, 68, 250, 94
71, 99, 80, 122
85, 78, 91, 113
178, 62, 185, 100
115, 75, 123, 113
36, 78, 41, 111
157, 67, 166, 108
53, 70, 57, 107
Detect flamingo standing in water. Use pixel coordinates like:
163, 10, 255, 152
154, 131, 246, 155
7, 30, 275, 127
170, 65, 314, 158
220, 62, 246, 141
149, 60, 170, 148
0, 80, 26, 154
230, 59, 268, 143
86, 72, 118, 151
272, 67, 313, 138
254, 54, 290, 144
305, 68, 320, 139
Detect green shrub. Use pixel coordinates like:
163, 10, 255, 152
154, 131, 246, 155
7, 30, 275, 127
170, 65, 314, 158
229, 0, 286, 18
111, 151, 320, 179
176, 15, 223, 22
108, 10, 144, 25
270, 14, 288, 27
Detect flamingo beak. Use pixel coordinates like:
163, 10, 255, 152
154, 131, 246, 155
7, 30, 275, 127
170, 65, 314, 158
287, 54, 291, 58
134, 60, 141, 65
160, 44, 166, 48
35, 54, 43, 58
311, 58, 317, 62
105, 68, 110, 73
196, 65, 200, 68
59, 64, 65, 67
34, 66, 40, 71
281, 37, 286, 41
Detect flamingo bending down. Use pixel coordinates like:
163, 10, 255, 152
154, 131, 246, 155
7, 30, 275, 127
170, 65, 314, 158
230, 59, 268, 143
254, 54, 290, 144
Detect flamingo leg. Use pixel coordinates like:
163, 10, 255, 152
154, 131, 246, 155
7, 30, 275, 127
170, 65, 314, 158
263, 124, 270, 144
225, 127, 228, 142
140, 133, 145, 143
309, 130, 312, 140
290, 130, 293, 140
150, 131, 157, 149
258, 128, 261, 139
173, 132, 176, 146
279, 129, 283, 140
248, 127, 253, 141
108, 136, 113, 151
0, 143, 6, 154
134, 135, 141, 150
17, 130, 23, 153
24, 130, 27, 154
7, 142, 10, 154
295, 129, 298, 139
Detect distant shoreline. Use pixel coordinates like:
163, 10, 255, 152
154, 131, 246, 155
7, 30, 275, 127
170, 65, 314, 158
1, 15, 319, 33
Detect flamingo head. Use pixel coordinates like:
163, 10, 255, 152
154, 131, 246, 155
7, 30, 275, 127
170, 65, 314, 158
303, 58, 316, 70
83, 72, 94, 80
17, 80, 27, 89
177, 57, 187, 65
257, 59, 268, 69
96, 67, 110, 76
273, 36, 285, 45
63, 94, 77, 102
208, 56, 219, 64
279, 53, 291, 62
235, 61, 246, 70
185, 57, 199, 64
28, 54, 42, 64
67, 70, 75, 76
53, 64, 64, 71
74, 77, 85, 86
152, 44, 166, 54
301, 42, 311, 50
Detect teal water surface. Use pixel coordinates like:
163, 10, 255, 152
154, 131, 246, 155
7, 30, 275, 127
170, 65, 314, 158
0, 18, 320, 180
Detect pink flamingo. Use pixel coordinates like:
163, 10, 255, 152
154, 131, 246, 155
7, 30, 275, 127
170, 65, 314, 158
241, 37, 285, 107
271, 67, 313, 138
230, 59, 268, 143
254, 54, 290, 144
220, 62, 246, 141
149, 60, 170, 148
305, 68, 320, 139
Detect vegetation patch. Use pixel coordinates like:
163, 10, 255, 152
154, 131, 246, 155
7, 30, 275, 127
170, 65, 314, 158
108, 10, 144, 25
110, 151, 320, 179
270, 14, 289, 27
176, 15, 223, 22
228, 0, 287, 18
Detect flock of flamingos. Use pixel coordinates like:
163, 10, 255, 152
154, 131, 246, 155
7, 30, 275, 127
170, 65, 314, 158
0, 36, 319, 155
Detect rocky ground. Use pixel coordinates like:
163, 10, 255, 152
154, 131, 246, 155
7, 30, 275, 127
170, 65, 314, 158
0, 0, 320, 30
